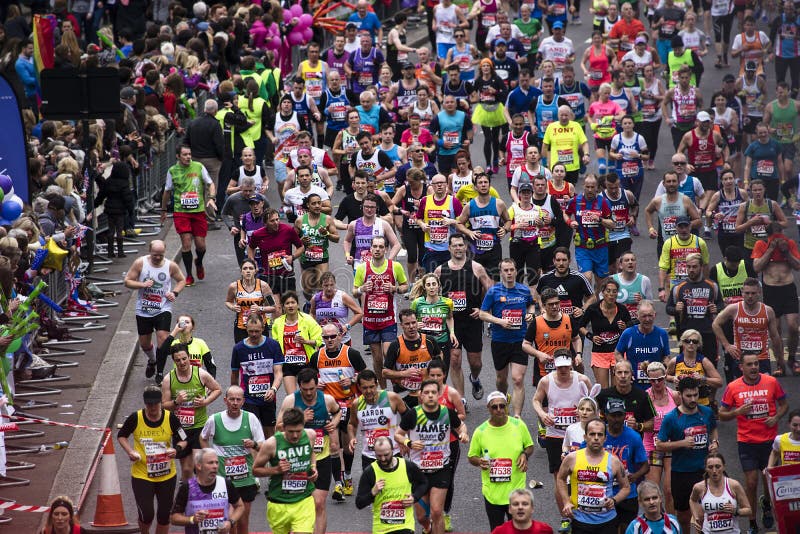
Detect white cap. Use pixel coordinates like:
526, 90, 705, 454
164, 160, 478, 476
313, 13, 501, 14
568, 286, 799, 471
486, 391, 507, 406
696, 111, 712, 122
554, 354, 573, 367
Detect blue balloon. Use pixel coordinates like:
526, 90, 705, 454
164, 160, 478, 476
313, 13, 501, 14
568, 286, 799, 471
0, 175, 11, 195
1, 199, 22, 221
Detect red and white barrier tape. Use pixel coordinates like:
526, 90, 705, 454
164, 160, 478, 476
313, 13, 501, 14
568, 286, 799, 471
0, 414, 108, 432
0, 501, 50, 513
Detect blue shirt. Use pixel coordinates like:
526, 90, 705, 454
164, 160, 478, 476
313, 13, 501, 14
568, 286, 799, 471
744, 138, 783, 181
481, 283, 534, 343
505, 85, 542, 121
348, 11, 382, 41
604, 426, 648, 499
231, 337, 285, 406
657, 405, 716, 473
615, 325, 671, 389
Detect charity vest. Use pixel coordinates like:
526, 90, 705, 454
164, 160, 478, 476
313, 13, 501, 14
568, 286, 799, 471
468, 197, 501, 255
392, 335, 434, 395
316, 344, 358, 405
131, 409, 177, 482
371, 458, 416, 534
357, 390, 400, 457
533, 314, 573, 376
362, 260, 398, 331
546, 371, 582, 438
267, 431, 315, 503
743, 199, 773, 250
184, 476, 229, 533
688, 128, 717, 173
778, 433, 800, 465
667, 49, 696, 87
570, 449, 616, 524
211, 412, 256, 487
422, 195, 456, 251
169, 161, 206, 214
715, 261, 747, 305
770, 99, 798, 144
241, 97, 266, 147
136, 255, 172, 318
324, 88, 350, 131
294, 390, 331, 460
733, 301, 770, 361
300, 213, 329, 263
300, 61, 326, 102
408, 404, 453, 472
234, 279, 266, 330
169, 366, 207, 429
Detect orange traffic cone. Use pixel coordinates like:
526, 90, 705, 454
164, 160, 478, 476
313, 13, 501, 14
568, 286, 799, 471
91, 434, 129, 527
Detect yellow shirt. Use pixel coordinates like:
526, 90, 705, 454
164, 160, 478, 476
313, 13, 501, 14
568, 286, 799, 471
542, 120, 588, 172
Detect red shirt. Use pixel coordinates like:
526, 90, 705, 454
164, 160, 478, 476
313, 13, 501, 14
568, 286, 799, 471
492, 520, 555, 534
608, 18, 646, 61
248, 223, 304, 275
721, 374, 786, 443
751, 233, 800, 263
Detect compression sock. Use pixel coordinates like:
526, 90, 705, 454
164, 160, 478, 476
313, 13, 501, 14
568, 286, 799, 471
195, 248, 206, 266
182, 251, 193, 276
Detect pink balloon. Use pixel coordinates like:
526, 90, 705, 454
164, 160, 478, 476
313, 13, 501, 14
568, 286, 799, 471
269, 36, 282, 50
298, 13, 313, 30
287, 31, 304, 45
302, 27, 313, 42
283, 9, 292, 23
289, 3, 303, 17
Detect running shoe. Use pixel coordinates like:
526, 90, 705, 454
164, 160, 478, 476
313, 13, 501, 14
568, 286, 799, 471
444, 514, 453, 532
747, 526, 758, 534
145, 360, 156, 378
703, 226, 712, 238
343, 478, 354, 496
332, 483, 345, 502
471, 376, 485, 400
630, 225, 640, 236
154, 372, 163, 384
761, 494, 774, 529
559, 518, 572, 533
195, 261, 205, 280
572, 15, 582, 24
185, 275, 195, 287
462, 397, 469, 414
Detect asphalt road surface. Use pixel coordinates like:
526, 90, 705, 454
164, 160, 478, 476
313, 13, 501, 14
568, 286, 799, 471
78, 13, 800, 534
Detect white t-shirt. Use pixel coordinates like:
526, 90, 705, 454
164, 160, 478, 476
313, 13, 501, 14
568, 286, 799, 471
538, 36, 576, 80
678, 28, 706, 52
284, 185, 330, 218
484, 24, 524, 47
730, 31, 770, 56
510, 164, 552, 187
562, 421, 586, 453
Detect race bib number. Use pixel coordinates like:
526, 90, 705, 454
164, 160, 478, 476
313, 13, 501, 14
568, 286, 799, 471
367, 428, 390, 450
224, 455, 248, 479
581, 210, 600, 227
707, 512, 734, 531
180, 191, 200, 209
366, 292, 390, 315
284, 353, 308, 365
358, 72, 373, 87
674, 260, 688, 278
481, 13, 496, 27
248, 375, 271, 396
282, 472, 308, 492
686, 297, 709, 317
420, 450, 445, 471
449, 291, 467, 312
267, 251, 285, 269
746, 398, 769, 420
621, 160, 639, 177
756, 160, 775, 177
663, 216, 677, 235
444, 131, 460, 145
313, 428, 325, 453
429, 217, 449, 244
144, 441, 170, 478
421, 315, 444, 333
306, 78, 323, 99
400, 372, 423, 391
553, 407, 578, 430
197, 508, 224, 532
380, 501, 407, 524
684, 425, 708, 449
330, 104, 346, 122
751, 224, 767, 238
501, 308, 524, 327
489, 458, 513, 482
577, 484, 605, 512
176, 406, 195, 427
476, 233, 495, 252
305, 246, 324, 262
557, 149, 574, 165
740, 333, 763, 353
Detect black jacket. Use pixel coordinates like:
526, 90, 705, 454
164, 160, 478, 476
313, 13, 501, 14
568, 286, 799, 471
95, 164, 134, 215
185, 112, 224, 160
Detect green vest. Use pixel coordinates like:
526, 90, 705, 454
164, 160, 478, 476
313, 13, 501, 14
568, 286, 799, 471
264, 67, 282, 107
624, 77, 644, 122
770, 99, 798, 144
241, 97, 266, 147
211, 412, 256, 488
267, 430, 315, 503
743, 199, 773, 250
300, 213, 329, 262
371, 458, 415, 534
215, 108, 236, 151
168, 160, 207, 214
667, 50, 695, 88
715, 261, 748, 306
169, 366, 208, 429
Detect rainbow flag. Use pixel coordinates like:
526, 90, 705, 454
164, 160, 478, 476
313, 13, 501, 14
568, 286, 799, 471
32, 14, 56, 74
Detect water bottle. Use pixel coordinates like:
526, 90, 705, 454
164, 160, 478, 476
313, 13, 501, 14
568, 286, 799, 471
281, 257, 292, 272
339, 369, 351, 396
53, 441, 69, 450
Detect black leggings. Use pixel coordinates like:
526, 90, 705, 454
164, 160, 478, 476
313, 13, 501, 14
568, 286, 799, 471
106, 212, 125, 240
713, 13, 734, 47
131, 475, 176, 526
444, 441, 461, 513
402, 226, 426, 265
776, 56, 800, 96
510, 239, 541, 285
484, 498, 511, 531
781, 174, 799, 202
639, 119, 661, 162
482, 126, 502, 169
716, 232, 744, 257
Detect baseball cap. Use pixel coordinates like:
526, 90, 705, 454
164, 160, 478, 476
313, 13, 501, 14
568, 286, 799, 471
486, 391, 507, 406
518, 182, 533, 192
552, 21, 564, 29
696, 111, 712, 122
745, 60, 757, 71
554, 350, 573, 367
248, 193, 266, 203
676, 215, 691, 226
634, 36, 647, 45
671, 35, 684, 48
401, 61, 415, 69
494, 37, 508, 46
605, 398, 626, 414
120, 86, 136, 100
